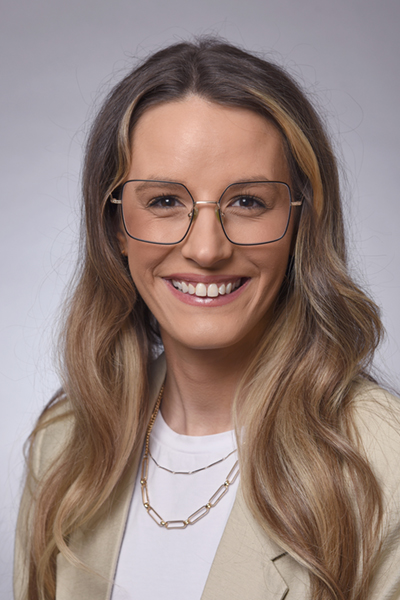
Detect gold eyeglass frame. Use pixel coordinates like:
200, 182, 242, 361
110, 179, 303, 246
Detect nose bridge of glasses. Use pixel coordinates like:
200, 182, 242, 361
191, 200, 221, 222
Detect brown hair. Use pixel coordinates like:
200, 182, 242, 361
23, 38, 383, 600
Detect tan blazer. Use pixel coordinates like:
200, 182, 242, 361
14, 356, 400, 599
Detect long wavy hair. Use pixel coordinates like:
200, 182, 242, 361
23, 39, 383, 600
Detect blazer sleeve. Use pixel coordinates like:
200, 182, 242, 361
354, 385, 400, 599
13, 402, 73, 600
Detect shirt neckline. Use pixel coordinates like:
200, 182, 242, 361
151, 410, 237, 455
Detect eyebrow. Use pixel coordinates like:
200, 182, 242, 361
131, 175, 276, 188
132, 180, 181, 192
228, 176, 275, 184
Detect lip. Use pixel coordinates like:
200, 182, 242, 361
163, 276, 250, 306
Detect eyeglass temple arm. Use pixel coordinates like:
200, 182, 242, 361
110, 196, 122, 204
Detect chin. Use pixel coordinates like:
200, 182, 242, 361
160, 323, 261, 354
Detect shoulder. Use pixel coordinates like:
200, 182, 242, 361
30, 396, 75, 481
32, 352, 166, 478
351, 381, 400, 513
351, 382, 400, 467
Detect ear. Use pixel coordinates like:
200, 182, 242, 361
116, 223, 128, 256
117, 232, 128, 256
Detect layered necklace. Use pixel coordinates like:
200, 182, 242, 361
140, 385, 239, 530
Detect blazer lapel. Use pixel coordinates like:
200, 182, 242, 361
56, 355, 167, 600
56, 447, 142, 600
201, 487, 289, 600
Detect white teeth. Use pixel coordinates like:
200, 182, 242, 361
195, 283, 207, 297
172, 279, 242, 297
207, 283, 219, 297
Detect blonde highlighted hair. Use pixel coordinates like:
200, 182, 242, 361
24, 39, 383, 600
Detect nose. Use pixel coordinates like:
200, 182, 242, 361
181, 202, 233, 267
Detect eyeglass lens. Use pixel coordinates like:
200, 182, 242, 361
120, 180, 291, 245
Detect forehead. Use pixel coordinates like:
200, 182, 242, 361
128, 96, 290, 187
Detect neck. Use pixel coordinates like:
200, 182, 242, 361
159, 335, 256, 436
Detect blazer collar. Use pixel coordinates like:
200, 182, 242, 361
56, 353, 289, 600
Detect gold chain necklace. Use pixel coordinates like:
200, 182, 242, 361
148, 446, 237, 475
140, 385, 240, 530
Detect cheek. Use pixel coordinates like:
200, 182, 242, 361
251, 238, 292, 281
125, 241, 167, 292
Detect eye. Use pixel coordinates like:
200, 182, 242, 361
229, 195, 266, 209
148, 195, 184, 209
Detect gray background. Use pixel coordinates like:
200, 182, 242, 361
1, 0, 399, 596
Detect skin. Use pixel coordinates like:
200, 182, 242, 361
118, 96, 296, 435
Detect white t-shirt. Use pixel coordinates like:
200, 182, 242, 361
112, 411, 239, 600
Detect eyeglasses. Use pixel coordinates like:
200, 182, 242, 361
110, 180, 302, 246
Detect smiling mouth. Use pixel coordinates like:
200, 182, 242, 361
171, 278, 245, 298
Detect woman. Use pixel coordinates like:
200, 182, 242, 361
14, 38, 400, 600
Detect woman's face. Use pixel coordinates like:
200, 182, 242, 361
118, 96, 296, 354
